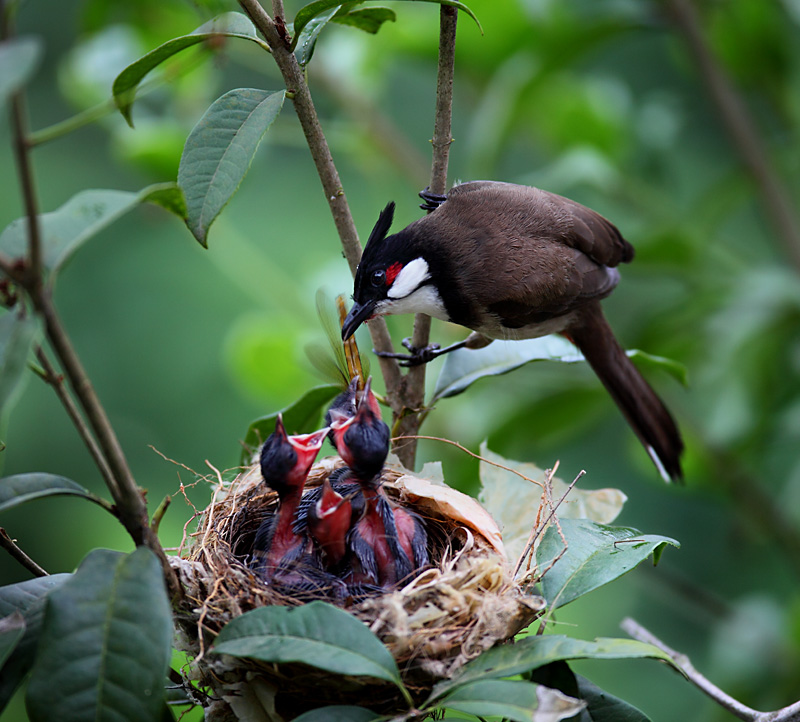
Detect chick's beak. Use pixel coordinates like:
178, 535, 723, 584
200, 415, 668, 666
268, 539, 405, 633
341, 300, 376, 341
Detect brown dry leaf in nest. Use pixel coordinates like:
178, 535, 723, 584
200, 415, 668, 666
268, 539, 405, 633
384, 455, 506, 559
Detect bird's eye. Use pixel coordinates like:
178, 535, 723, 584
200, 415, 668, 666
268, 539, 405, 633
370, 269, 386, 287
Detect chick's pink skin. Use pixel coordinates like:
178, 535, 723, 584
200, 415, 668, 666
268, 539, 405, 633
308, 478, 352, 566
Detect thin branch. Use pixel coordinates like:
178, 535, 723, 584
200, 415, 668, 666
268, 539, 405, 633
664, 0, 800, 272
34, 347, 119, 497
34, 293, 181, 596
237, 0, 404, 407
622, 617, 800, 722
393, 5, 458, 468
0, 527, 48, 577
9, 91, 42, 294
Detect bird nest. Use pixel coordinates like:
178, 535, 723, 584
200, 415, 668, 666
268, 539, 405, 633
170, 455, 544, 719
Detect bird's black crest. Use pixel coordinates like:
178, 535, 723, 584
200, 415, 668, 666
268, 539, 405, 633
361, 202, 395, 263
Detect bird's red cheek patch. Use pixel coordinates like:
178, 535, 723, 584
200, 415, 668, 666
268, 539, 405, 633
385, 262, 403, 285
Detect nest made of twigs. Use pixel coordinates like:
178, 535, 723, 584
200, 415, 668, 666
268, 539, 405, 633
170, 455, 544, 718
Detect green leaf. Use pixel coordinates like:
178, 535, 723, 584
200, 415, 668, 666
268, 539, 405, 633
0, 184, 186, 278
333, 7, 396, 33
0, 473, 103, 514
0, 575, 71, 712
178, 88, 285, 247
0, 613, 25, 668
432, 635, 676, 700
439, 679, 584, 722
241, 384, 340, 463
0, 312, 40, 420
292, 0, 482, 49
293, 706, 386, 722
536, 519, 679, 608
294, 6, 341, 67
26, 548, 173, 722
113, 12, 268, 126
0, 36, 43, 110
627, 349, 688, 388
432, 338, 686, 402
575, 674, 652, 722
432, 336, 583, 402
212, 602, 409, 698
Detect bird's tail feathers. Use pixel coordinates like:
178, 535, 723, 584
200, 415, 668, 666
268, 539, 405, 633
570, 304, 684, 483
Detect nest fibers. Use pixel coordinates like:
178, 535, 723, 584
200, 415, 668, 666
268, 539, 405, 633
170, 455, 545, 718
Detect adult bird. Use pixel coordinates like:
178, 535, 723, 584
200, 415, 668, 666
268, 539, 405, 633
341, 181, 684, 482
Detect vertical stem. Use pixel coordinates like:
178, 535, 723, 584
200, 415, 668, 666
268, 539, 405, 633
238, 0, 405, 404
393, 5, 458, 468
664, 0, 800, 272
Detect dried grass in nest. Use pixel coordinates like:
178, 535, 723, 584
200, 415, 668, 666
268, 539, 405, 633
170, 455, 545, 716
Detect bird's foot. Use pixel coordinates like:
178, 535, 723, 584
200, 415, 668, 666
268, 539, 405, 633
419, 187, 448, 212
374, 337, 444, 366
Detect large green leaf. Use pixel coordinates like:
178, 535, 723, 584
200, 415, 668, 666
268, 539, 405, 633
432, 336, 582, 402
26, 548, 172, 722
292, 0, 482, 50
431, 635, 676, 700
432, 338, 687, 402
293, 706, 386, 722
0, 575, 71, 712
0, 312, 40, 420
0, 36, 43, 110
113, 12, 269, 126
178, 88, 285, 247
212, 602, 409, 699
0, 184, 186, 279
241, 384, 340, 463
439, 679, 584, 722
0, 613, 25, 668
536, 519, 679, 608
0, 473, 106, 514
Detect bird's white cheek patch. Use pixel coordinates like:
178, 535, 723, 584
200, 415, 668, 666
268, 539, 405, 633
387, 257, 430, 299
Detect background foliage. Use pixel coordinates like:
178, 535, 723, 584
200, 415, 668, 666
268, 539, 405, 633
2, 0, 800, 719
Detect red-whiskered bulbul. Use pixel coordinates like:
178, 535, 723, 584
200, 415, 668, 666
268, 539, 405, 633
251, 416, 330, 584
341, 181, 684, 482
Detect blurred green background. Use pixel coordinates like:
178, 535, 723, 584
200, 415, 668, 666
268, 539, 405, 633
2, 0, 800, 719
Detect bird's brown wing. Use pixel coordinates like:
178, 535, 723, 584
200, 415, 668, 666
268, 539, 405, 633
482, 247, 621, 328
434, 183, 626, 327
446, 181, 634, 268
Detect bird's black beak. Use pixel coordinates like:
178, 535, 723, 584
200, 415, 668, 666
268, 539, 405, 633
341, 300, 376, 340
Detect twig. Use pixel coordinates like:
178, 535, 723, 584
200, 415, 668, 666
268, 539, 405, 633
664, 0, 800, 272
392, 434, 546, 490
0, 527, 48, 577
34, 347, 119, 497
514, 468, 585, 580
621, 617, 800, 721
393, 5, 459, 468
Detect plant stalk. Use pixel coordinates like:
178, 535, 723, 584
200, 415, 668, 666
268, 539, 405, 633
393, 5, 458, 467
237, 0, 406, 410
